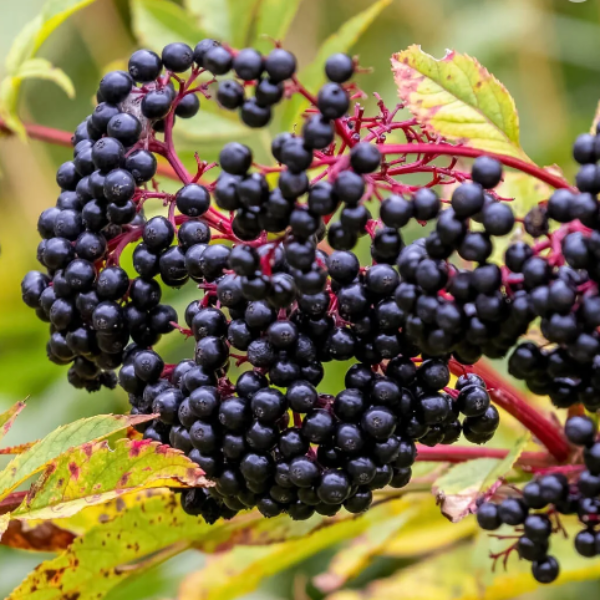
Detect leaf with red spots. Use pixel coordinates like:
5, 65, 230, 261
392, 46, 531, 161
0, 401, 26, 444
7, 490, 328, 600
13, 438, 211, 520
0, 413, 154, 502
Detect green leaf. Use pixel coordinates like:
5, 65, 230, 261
15, 58, 75, 97
0, 413, 152, 501
178, 497, 410, 600
433, 433, 530, 523
175, 104, 257, 145
6, 0, 97, 74
280, 0, 391, 133
130, 0, 206, 54
481, 431, 530, 490
251, 0, 303, 53
13, 438, 210, 520
1, 0, 94, 139
591, 100, 600, 134
8, 490, 327, 600
0, 401, 26, 443
486, 172, 552, 265
391, 46, 531, 162
185, 0, 262, 47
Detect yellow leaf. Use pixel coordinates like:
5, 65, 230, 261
178, 497, 411, 600
0, 413, 153, 501
7, 491, 330, 600
314, 502, 418, 593
13, 438, 211, 520
391, 46, 531, 162
330, 518, 600, 600
0, 401, 26, 444
383, 496, 477, 558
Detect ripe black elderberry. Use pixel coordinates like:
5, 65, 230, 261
25, 33, 599, 554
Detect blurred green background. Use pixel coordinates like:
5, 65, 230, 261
2, 0, 600, 598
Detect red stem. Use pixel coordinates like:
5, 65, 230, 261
449, 359, 570, 462
416, 445, 553, 468
380, 144, 573, 191
0, 117, 180, 181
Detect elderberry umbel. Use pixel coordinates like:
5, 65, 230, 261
16, 35, 600, 558
476, 416, 600, 584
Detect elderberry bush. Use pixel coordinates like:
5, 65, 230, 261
477, 415, 600, 584
15, 35, 599, 545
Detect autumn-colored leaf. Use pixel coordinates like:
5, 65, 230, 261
8, 490, 329, 600
13, 438, 211, 520
0, 401, 26, 444
0, 413, 154, 501
391, 46, 530, 161
1, 520, 75, 552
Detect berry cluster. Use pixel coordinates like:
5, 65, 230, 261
501, 131, 600, 410
17, 35, 600, 566
476, 416, 600, 584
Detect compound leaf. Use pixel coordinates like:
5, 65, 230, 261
13, 438, 211, 520
15, 58, 74, 97
392, 46, 531, 162
0, 413, 152, 501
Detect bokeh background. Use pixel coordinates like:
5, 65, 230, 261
1, 0, 600, 598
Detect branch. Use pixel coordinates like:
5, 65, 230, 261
449, 359, 570, 463
380, 144, 573, 191
0, 117, 180, 181
416, 445, 554, 468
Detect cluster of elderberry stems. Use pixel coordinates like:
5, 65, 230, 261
4, 68, 580, 473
